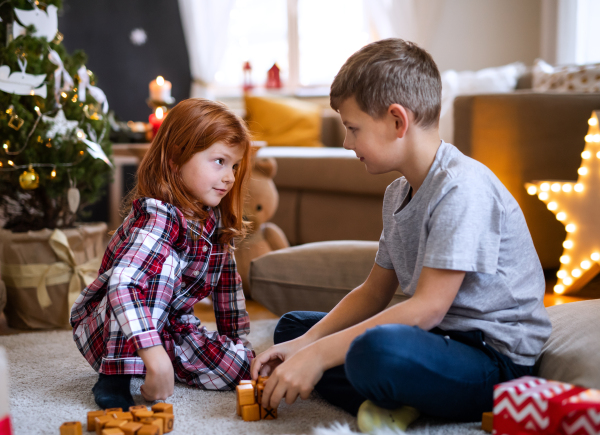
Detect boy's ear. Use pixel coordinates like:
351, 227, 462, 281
388, 104, 409, 139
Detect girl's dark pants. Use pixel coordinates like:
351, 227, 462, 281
273, 311, 533, 421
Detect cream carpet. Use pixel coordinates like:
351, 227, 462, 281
0, 319, 484, 435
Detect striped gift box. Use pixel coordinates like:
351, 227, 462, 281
493, 376, 600, 435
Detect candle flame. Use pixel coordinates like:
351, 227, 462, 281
155, 107, 164, 120
156, 76, 165, 86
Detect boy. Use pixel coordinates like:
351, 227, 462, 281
251, 39, 551, 432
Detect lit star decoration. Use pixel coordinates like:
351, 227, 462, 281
525, 111, 600, 295
42, 109, 78, 138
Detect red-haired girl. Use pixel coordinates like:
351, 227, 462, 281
70, 98, 254, 409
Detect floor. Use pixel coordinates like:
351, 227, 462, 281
0, 279, 592, 336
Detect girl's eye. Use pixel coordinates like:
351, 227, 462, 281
216, 158, 224, 165
233, 164, 239, 171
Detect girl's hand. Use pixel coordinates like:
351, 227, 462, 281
251, 335, 312, 380
260, 344, 325, 409
137, 345, 175, 401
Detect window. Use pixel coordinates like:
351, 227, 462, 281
214, 0, 370, 92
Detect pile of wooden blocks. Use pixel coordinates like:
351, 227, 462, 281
236, 376, 278, 421
59, 403, 174, 435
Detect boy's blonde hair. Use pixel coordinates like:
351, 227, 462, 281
330, 38, 441, 129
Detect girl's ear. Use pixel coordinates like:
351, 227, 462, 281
168, 159, 176, 172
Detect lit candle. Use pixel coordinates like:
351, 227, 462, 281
149, 76, 172, 102
149, 107, 165, 136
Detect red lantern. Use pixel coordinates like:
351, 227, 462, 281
243, 61, 253, 92
266, 63, 282, 89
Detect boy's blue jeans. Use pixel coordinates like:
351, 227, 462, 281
273, 311, 534, 421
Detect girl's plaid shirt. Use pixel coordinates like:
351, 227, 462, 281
70, 197, 253, 376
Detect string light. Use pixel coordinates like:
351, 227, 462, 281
50, 167, 56, 178
575, 183, 584, 192
551, 183, 561, 192
8, 160, 13, 166
592, 252, 600, 261
557, 270, 568, 278
566, 224, 576, 233
563, 240, 573, 249
547, 202, 558, 211
578, 167, 588, 175
581, 260, 591, 270
590, 117, 599, 126
563, 277, 573, 285
557, 212, 567, 221
562, 184, 572, 192
527, 186, 537, 195
560, 255, 571, 264
554, 284, 565, 294
582, 151, 591, 159
538, 192, 549, 200
540, 183, 550, 191
572, 269, 582, 278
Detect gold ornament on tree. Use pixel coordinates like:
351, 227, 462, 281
525, 110, 600, 295
19, 165, 40, 190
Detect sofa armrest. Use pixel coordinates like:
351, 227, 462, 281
453, 91, 600, 269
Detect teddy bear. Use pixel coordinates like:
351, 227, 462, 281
235, 157, 290, 297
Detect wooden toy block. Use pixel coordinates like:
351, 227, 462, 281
481, 412, 493, 433
236, 384, 256, 406
239, 379, 256, 388
112, 412, 133, 422
105, 419, 127, 429
59, 421, 82, 435
257, 376, 268, 384
139, 418, 163, 435
257, 383, 265, 404
241, 403, 260, 421
87, 411, 106, 431
105, 408, 123, 413
137, 424, 160, 435
132, 410, 154, 421
101, 429, 124, 435
260, 405, 278, 420
151, 403, 173, 414
236, 395, 242, 416
95, 415, 116, 435
120, 422, 143, 435
153, 412, 174, 433
129, 405, 148, 413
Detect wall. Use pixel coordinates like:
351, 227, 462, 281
58, 0, 191, 123
420, 0, 542, 72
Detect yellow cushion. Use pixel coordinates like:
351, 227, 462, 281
244, 95, 323, 147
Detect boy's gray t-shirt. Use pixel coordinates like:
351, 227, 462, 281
375, 141, 551, 366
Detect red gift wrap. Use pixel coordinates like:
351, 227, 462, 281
493, 376, 600, 435
0, 415, 12, 435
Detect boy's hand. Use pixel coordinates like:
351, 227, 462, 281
251, 335, 312, 380
260, 344, 325, 408
137, 345, 174, 401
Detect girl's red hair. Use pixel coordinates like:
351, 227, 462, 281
131, 98, 252, 247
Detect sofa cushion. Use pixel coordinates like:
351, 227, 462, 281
249, 240, 408, 315
533, 59, 600, 93
245, 95, 323, 147
537, 299, 600, 389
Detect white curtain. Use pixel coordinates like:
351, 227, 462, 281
178, 0, 235, 99
365, 0, 444, 48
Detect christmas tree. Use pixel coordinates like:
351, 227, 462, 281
0, 0, 113, 232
